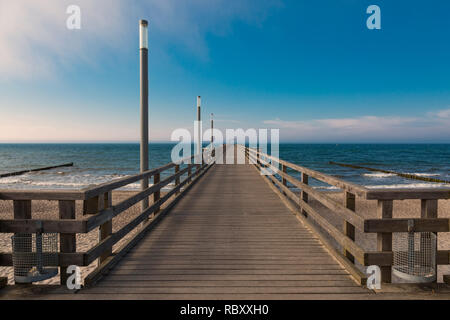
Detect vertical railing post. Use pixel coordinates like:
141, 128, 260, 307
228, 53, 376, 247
59, 200, 76, 284
282, 164, 287, 186
377, 199, 393, 283
175, 165, 180, 194
13, 200, 32, 284
187, 164, 192, 183
421, 199, 438, 281
99, 192, 112, 265
83, 195, 103, 215
84, 195, 107, 266
300, 173, 309, 217
154, 173, 161, 215
343, 192, 356, 263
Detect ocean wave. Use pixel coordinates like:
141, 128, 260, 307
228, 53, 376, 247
404, 172, 441, 177
0, 172, 179, 191
313, 186, 340, 190
31, 181, 87, 187
363, 172, 442, 179
366, 183, 450, 189
363, 173, 396, 178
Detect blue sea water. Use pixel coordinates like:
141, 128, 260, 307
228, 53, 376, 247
0, 143, 449, 190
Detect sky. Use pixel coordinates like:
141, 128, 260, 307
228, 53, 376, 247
1, 0, 450, 143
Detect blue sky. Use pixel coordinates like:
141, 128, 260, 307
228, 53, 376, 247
1, 0, 450, 142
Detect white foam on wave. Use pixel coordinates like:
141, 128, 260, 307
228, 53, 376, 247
366, 183, 450, 189
404, 172, 441, 177
314, 186, 340, 191
0, 176, 24, 184
363, 172, 443, 179
363, 173, 396, 178
0, 172, 179, 191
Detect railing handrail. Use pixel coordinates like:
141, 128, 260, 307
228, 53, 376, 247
82, 153, 198, 198
0, 154, 201, 201
242, 145, 449, 286
0, 148, 216, 285
245, 146, 450, 200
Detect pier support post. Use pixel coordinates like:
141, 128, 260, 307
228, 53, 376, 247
377, 199, 393, 283
139, 19, 149, 212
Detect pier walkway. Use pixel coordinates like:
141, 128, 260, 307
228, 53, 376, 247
1, 145, 450, 299
78, 164, 368, 299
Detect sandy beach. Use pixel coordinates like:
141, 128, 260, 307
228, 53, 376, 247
1, 190, 449, 285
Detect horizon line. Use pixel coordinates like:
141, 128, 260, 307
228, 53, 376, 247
0, 141, 449, 144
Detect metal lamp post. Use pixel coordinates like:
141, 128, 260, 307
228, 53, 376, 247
139, 20, 149, 211
210, 113, 214, 144
210, 113, 215, 158
196, 96, 202, 164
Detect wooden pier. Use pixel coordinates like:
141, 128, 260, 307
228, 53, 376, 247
1, 145, 450, 299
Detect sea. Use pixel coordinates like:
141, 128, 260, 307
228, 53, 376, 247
0, 143, 449, 191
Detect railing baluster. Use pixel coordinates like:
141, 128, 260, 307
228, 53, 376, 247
301, 173, 309, 217
84, 194, 113, 267
343, 192, 356, 263
99, 192, 112, 265
59, 200, 76, 284
377, 199, 393, 283
153, 173, 161, 215
421, 199, 438, 281
83, 195, 103, 215
187, 164, 192, 183
282, 164, 287, 186
13, 200, 32, 285
175, 165, 180, 195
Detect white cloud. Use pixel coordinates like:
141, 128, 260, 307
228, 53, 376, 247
0, 0, 281, 80
433, 108, 450, 119
263, 110, 450, 142
0, 0, 126, 80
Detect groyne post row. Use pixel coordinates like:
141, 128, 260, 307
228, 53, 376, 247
0, 163, 74, 179
329, 161, 450, 184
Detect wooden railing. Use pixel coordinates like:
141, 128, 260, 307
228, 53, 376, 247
0, 151, 215, 286
243, 145, 450, 285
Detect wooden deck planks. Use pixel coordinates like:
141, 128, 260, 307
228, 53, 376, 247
76, 164, 370, 299
0, 163, 375, 300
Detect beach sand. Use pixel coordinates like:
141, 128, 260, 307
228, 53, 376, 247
1, 190, 449, 285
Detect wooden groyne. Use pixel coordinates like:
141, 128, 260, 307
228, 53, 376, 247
0, 163, 74, 179
329, 161, 450, 184
0, 145, 449, 299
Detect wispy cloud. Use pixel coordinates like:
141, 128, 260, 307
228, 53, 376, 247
0, 0, 281, 81
263, 109, 450, 142
428, 108, 450, 119
0, 0, 126, 80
